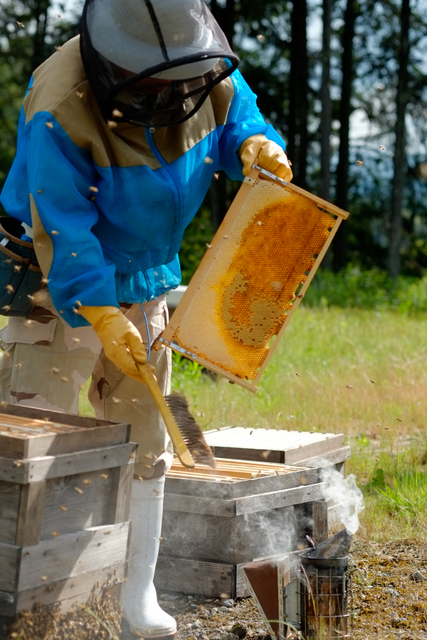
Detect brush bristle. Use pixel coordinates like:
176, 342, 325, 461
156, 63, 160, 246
165, 392, 216, 468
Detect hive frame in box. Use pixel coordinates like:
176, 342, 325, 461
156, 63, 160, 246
159, 166, 349, 391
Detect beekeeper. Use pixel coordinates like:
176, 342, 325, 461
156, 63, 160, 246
0, 0, 292, 636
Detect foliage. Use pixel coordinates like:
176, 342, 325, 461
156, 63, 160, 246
77, 301, 427, 537
304, 265, 427, 312
232, 0, 292, 138
1, 1, 427, 277
365, 449, 427, 522
171, 352, 203, 384
122, 304, 427, 538
379, 471, 427, 520
179, 204, 214, 284
0, 1, 81, 201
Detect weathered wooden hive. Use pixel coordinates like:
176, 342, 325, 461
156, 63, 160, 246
203, 427, 349, 468
156, 457, 329, 599
0, 404, 135, 634
157, 428, 350, 598
204, 427, 350, 526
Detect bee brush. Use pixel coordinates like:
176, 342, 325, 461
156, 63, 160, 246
135, 362, 216, 469
165, 391, 216, 468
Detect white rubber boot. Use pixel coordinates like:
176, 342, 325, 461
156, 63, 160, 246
122, 476, 177, 638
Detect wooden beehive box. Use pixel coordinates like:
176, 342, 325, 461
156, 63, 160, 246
203, 427, 351, 528
0, 404, 136, 633
155, 458, 328, 599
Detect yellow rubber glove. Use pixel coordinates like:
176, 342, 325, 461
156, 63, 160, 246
79, 305, 147, 382
239, 134, 293, 181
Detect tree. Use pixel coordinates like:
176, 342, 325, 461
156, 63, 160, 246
209, 0, 238, 230
320, 0, 334, 205
0, 1, 81, 197
208, 0, 294, 229
388, 0, 410, 277
206, 0, 427, 276
333, 0, 359, 271
287, 0, 309, 188
2, 0, 427, 280
346, 0, 427, 275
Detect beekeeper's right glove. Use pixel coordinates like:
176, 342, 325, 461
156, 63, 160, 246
78, 305, 147, 382
239, 134, 293, 181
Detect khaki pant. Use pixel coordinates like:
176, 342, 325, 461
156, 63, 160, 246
0, 292, 173, 478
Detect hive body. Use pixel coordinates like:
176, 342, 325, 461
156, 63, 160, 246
0, 404, 135, 627
156, 458, 329, 598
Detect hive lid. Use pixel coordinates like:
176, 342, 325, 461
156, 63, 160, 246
159, 167, 349, 391
0, 403, 130, 459
203, 427, 346, 465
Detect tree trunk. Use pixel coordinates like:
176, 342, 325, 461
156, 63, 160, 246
388, 0, 410, 278
320, 0, 333, 202
209, 0, 235, 229
210, 0, 234, 46
333, 0, 358, 271
31, 0, 50, 71
288, 0, 308, 188
320, 0, 334, 268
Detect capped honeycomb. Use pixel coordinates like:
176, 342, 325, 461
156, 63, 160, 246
161, 170, 348, 389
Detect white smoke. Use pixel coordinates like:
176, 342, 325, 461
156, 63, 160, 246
320, 465, 365, 535
249, 505, 298, 562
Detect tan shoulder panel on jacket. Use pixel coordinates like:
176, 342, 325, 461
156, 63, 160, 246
209, 76, 234, 126
153, 76, 235, 164
24, 37, 160, 170
24, 36, 86, 124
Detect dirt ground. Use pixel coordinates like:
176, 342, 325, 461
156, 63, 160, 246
4, 535, 427, 640
160, 536, 427, 640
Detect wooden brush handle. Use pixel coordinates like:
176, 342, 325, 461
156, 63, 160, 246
136, 362, 195, 469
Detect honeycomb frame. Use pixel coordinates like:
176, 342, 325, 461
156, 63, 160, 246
159, 167, 349, 391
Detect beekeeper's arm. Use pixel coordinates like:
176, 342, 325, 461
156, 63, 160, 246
4, 105, 147, 382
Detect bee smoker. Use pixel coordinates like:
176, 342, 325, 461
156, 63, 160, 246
299, 529, 353, 640
243, 530, 352, 640
299, 556, 350, 639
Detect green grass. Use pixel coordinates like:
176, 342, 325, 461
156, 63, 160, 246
169, 306, 427, 436
165, 306, 427, 541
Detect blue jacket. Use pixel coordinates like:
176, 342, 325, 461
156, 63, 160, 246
1, 36, 286, 327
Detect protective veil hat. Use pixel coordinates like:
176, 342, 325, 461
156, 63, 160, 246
80, 0, 239, 127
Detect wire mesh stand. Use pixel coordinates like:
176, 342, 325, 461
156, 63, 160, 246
298, 556, 352, 639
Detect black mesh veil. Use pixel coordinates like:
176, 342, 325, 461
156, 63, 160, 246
80, 0, 239, 127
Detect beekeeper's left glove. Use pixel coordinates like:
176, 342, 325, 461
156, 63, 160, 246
239, 134, 293, 181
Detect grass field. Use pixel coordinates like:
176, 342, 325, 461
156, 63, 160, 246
159, 306, 427, 542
